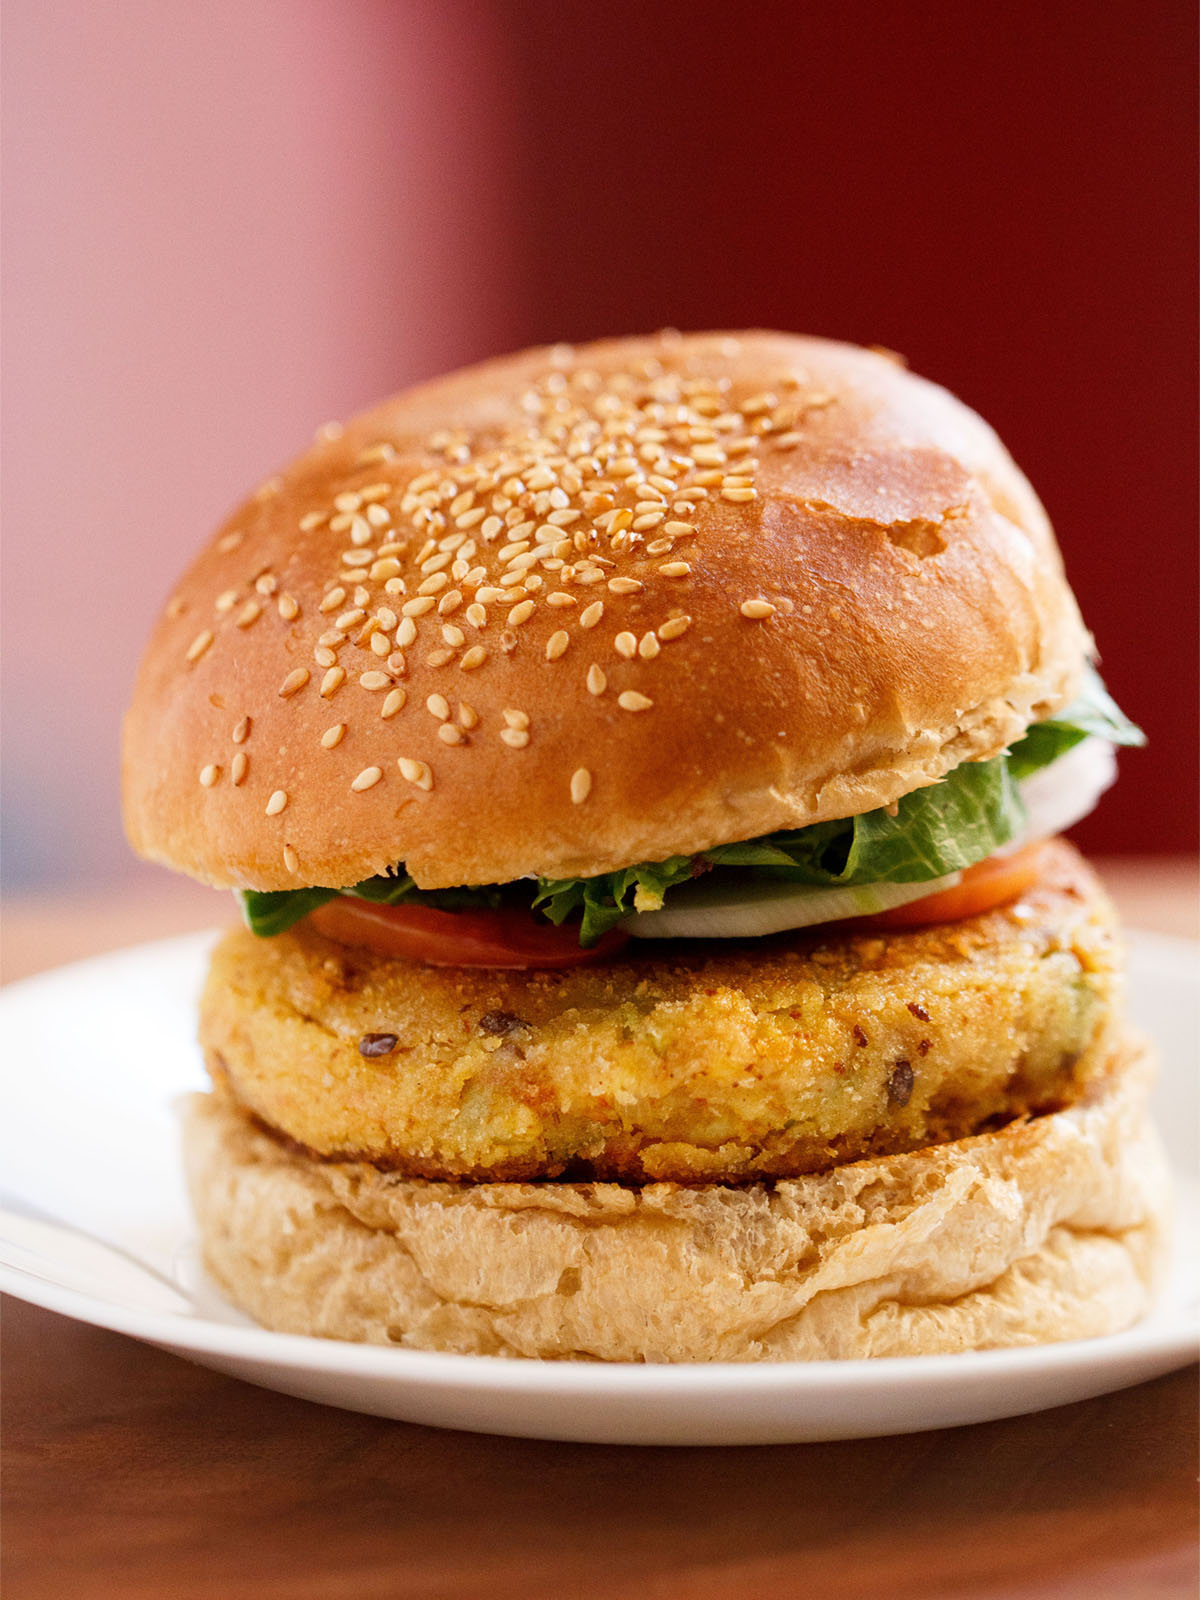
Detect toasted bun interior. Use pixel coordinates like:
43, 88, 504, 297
124, 332, 1088, 891
184, 1038, 1168, 1362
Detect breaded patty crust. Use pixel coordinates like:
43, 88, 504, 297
200, 840, 1121, 1183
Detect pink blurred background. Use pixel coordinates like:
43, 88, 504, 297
3, 0, 1196, 892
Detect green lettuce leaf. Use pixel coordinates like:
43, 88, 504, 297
1006, 664, 1144, 781
533, 856, 696, 946
537, 755, 1026, 942
239, 886, 337, 937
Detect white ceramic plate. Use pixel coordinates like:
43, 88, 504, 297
1, 929, 1196, 1446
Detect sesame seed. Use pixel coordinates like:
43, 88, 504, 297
335, 609, 365, 630
664, 520, 694, 536
618, 690, 653, 712
502, 708, 530, 729
199, 764, 221, 787
369, 633, 389, 658
608, 576, 643, 595
359, 671, 391, 691
299, 510, 326, 531
397, 757, 433, 790
657, 614, 692, 640
396, 617, 417, 646
277, 593, 300, 621
587, 664, 607, 695
658, 561, 691, 577
508, 600, 535, 626
570, 768, 592, 804
231, 751, 248, 785
232, 716, 251, 743
645, 538, 673, 556
319, 588, 347, 613
638, 632, 661, 659
216, 530, 243, 553
382, 687, 408, 718
614, 631, 637, 658
351, 765, 384, 792
215, 589, 238, 613
370, 558, 401, 581
418, 572, 449, 595
348, 516, 372, 546
320, 666, 345, 697
279, 668, 310, 698
441, 624, 465, 648
458, 702, 479, 729
283, 845, 299, 873
438, 590, 464, 615
426, 693, 450, 720
265, 790, 288, 816
545, 630, 570, 661
402, 596, 436, 617
366, 502, 391, 527
722, 486, 758, 502
632, 512, 664, 531
740, 598, 776, 619
546, 591, 576, 607
459, 645, 487, 670
320, 723, 346, 748
235, 601, 261, 628
334, 491, 362, 513
465, 603, 487, 628
186, 629, 214, 663
579, 600, 604, 629
500, 727, 530, 749
426, 648, 454, 667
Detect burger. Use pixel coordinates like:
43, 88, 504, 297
123, 331, 1167, 1361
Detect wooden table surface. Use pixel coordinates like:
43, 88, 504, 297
3, 862, 1198, 1600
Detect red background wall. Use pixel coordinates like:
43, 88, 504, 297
498, 0, 1197, 854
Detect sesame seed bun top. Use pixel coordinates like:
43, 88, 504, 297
122, 331, 1089, 892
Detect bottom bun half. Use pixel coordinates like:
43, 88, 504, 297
183, 1040, 1170, 1362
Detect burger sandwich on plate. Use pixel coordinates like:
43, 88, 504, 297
123, 331, 1166, 1362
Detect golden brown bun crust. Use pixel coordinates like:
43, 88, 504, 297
124, 331, 1089, 891
199, 840, 1122, 1182
183, 1040, 1169, 1361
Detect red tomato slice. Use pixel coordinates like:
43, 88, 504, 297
306, 896, 627, 969
862, 841, 1051, 929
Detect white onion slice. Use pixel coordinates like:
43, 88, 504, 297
623, 871, 962, 940
1013, 738, 1116, 850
